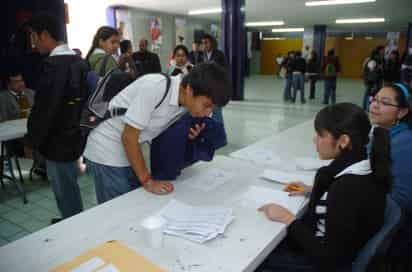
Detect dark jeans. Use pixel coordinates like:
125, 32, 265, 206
323, 79, 337, 105
309, 78, 317, 99
292, 73, 306, 103
46, 160, 83, 218
255, 239, 316, 272
284, 76, 293, 101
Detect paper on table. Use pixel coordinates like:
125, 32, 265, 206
239, 149, 282, 166
183, 168, 235, 192
260, 169, 315, 186
70, 257, 105, 272
295, 157, 331, 171
241, 186, 305, 215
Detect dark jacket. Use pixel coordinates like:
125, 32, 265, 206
291, 57, 306, 73
282, 57, 295, 77
322, 56, 341, 80
188, 51, 204, 65
150, 113, 227, 180
26, 55, 89, 162
132, 50, 162, 76
203, 49, 226, 67
384, 59, 401, 83
287, 151, 386, 272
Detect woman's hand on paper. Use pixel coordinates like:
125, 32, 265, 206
258, 203, 296, 224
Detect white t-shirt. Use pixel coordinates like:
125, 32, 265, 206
84, 74, 187, 167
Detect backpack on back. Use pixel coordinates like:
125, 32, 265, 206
324, 62, 337, 77
80, 72, 171, 135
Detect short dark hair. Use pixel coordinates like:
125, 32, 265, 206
181, 63, 231, 107
173, 45, 189, 58
6, 70, 23, 82
328, 49, 335, 56
27, 14, 63, 41
120, 40, 132, 54
295, 51, 302, 57
202, 34, 217, 49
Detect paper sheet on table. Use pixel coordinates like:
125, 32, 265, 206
233, 149, 283, 166
158, 199, 234, 243
183, 168, 235, 192
52, 240, 164, 272
294, 157, 331, 171
260, 169, 315, 186
241, 186, 305, 215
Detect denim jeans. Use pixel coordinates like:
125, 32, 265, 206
87, 160, 140, 204
292, 73, 305, 103
46, 160, 83, 218
323, 79, 337, 105
283, 76, 293, 101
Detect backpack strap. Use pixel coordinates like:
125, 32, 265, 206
107, 73, 172, 118
98, 55, 111, 77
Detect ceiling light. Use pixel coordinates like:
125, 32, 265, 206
336, 18, 385, 24
246, 21, 284, 27
344, 37, 354, 40
365, 36, 373, 40
306, 0, 375, 6
263, 37, 287, 41
188, 8, 222, 15
272, 28, 304, 33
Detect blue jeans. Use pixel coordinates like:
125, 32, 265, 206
46, 160, 83, 218
323, 79, 337, 105
283, 76, 293, 101
87, 160, 140, 204
292, 73, 305, 103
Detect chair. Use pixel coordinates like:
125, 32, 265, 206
352, 196, 402, 272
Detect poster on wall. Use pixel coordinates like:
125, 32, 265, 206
302, 29, 314, 60
150, 16, 162, 51
175, 18, 186, 46
385, 32, 400, 60
210, 24, 220, 45
116, 9, 134, 43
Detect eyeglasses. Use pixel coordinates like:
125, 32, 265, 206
370, 97, 399, 107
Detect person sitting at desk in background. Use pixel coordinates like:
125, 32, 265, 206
369, 83, 412, 269
257, 103, 390, 272
84, 63, 231, 204
118, 39, 139, 79
167, 45, 193, 76
86, 26, 120, 77
0, 71, 34, 122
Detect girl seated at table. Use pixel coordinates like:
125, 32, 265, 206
257, 103, 391, 272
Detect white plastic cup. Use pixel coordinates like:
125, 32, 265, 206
141, 216, 166, 248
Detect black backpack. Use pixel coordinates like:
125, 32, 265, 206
80, 72, 171, 135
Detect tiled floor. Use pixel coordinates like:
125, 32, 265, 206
0, 76, 364, 246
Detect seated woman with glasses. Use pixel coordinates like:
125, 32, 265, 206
369, 83, 412, 267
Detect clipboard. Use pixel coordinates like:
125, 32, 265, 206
52, 240, 165, 272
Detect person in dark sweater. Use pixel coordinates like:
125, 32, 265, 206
282, 51, 295, 102
257, 103, 390, 272
306, 51, 320, 99
132, 38, 162, 75
25, 15, 89, 222
384, 50, 401, 84
321, 49, 341, 105
291, 51, 306, 103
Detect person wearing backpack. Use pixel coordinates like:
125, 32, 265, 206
86, 26, 120, 77
83, 63, 231, 204
24, 15, 90, 223
321, 49, 341, 105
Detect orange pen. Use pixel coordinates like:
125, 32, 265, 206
287, 184, 305, 192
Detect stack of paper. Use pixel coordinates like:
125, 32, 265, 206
241, 186, 306, 215
158, 200, 235, 243
260, 169, 315, 186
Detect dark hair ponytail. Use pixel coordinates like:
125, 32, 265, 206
370, 127, 392, 193
86, 26, 119, 61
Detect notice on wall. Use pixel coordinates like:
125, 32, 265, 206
175, 18, 186, 46
385, 32, 400, 60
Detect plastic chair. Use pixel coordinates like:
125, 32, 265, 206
352, 196, 402, 272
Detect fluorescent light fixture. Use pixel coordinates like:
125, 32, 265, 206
365, 36, 373, 40
272, 28, 304, 33
336, 18, 385, 24
263, 37, 287, 41
246, 21, 284, 27
344, 37, 354, 40
188, 8, 222, 15
306, 0, 375, 6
